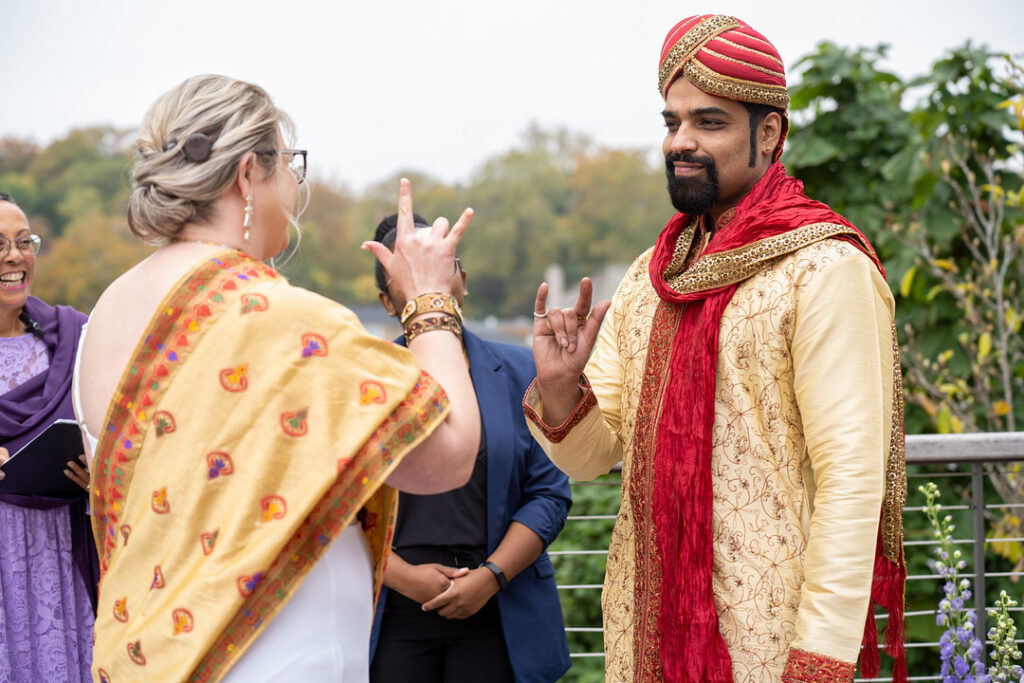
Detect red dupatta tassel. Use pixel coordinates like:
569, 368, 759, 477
859, 531, 908, 682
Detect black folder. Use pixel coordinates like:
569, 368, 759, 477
0, 419, 86, 499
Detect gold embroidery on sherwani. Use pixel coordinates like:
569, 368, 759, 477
603, 250, 659, 683
588, 239, 890, 683
663, 222, 876, 294
884, 322, 907, 563
664, 219, 700, 277
630, 299, 683, 682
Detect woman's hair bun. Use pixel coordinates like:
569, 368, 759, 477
126, 75, 293, 243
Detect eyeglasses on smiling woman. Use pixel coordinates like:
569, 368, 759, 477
257, 149, 307, 184
0, 234, 42, 259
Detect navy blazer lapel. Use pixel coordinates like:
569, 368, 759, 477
464, 331, 514, 550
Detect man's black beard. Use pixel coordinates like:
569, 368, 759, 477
665, 152, 719, 215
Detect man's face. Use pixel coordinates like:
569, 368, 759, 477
661, 78, 768, 217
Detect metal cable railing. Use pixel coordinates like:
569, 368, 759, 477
551, 432, 1024, 681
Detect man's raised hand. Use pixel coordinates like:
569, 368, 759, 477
532, 277, 610, 425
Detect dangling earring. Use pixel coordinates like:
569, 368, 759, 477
243, 193, 253, 241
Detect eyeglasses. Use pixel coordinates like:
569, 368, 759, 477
0, 234, 41, 259
257, 149, 307, 184
282, 149, 307, 184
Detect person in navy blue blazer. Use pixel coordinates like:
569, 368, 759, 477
368, 213, 572, 683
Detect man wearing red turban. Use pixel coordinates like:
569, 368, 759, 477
524, 15, 906, 683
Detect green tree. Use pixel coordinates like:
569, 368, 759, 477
18, 127, 133, 235
32, 210, 152, 312
788, 41, 1024, 677
562, 148, 666, 283
784, 42, 917, 252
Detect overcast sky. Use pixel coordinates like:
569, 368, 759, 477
2, 0, 1021, 190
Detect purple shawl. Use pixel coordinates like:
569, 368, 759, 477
0, 296, 97, 610
1, 296, 87, 452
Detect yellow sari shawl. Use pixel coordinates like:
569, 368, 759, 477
90, 251, 448, 682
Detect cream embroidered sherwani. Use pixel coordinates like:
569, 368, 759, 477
525, 239, 898, 682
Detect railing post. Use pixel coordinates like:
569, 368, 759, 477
971, 461, 987, 655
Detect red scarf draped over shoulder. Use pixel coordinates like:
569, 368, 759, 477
646, 162, 906, 682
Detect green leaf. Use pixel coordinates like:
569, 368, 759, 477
979, 332, 992, 361
900, 266, 917, 298
937, 404, 953, 434
1007, 308, 1021, 333
786, 136, 841, 167
980, 110, 1013, 132
880, 145, 922, 183
939, 383, 960, 396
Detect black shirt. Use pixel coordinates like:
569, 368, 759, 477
392, 419, 488, 550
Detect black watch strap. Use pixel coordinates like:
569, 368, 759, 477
478, 560, 509, 590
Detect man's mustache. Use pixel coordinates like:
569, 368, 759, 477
665, 152, 716, 169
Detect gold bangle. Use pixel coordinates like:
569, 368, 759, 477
399, 292, 463, 326
404, 314, 463, 343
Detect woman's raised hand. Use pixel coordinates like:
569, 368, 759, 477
362, 178, 473, 297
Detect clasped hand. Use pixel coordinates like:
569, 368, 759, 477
418, 565, 501, 620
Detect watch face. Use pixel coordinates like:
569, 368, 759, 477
401, 300, 417, 324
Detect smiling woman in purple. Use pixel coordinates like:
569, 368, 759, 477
0, 191, 95, 683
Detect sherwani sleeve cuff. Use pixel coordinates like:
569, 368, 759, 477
523, 375, 621, 481
522, 375, 597, 444
781, 649, 856, 683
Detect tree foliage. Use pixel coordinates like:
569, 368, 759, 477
787, 41, 1024, 678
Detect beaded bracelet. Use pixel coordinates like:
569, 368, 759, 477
404, 313, 463, 343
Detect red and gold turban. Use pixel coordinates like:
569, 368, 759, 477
658, 15, 789, 109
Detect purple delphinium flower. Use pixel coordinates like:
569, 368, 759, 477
920, 483, 989, 683
941, 636, 956, 660
954, 655, 971, 676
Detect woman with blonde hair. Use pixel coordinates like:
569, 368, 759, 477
75, 74, 480, 683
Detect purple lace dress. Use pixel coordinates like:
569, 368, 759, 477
0, 334, 93, 682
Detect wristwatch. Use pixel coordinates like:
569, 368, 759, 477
400, 292, 463, 326
478, 560, 509, 591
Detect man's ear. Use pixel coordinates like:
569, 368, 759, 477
761, 112, 783, 156
378, 291, 398, 317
